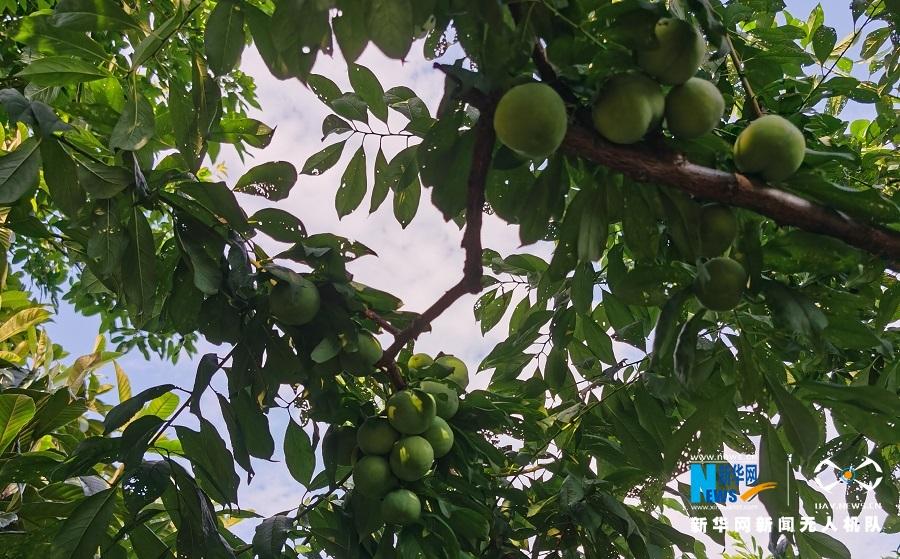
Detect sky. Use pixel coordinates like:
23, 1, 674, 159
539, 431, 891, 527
41, 1, 897, 556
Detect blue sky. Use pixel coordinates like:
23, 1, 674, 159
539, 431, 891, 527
42, 1, 896, 555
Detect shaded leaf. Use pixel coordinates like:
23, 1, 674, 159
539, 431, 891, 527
103, 384, 175, 434
0, 137, 42, 204
204, 0, 245, 76
0, 394, 36, 453
234, 161, 297, 201
335, 146, 367, 218
49, 487, 117, 559
284, 419, 314, 486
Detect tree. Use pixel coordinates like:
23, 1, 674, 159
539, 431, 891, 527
0, 0, 898, 558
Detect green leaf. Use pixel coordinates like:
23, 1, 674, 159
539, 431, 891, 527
234, 161, 297, 201
649, 289, 689, 372
250, 208, 306, 243
86, 200, 127, 279
575, 187, 608, 262
0, 306, 51, 343
49, 487, 117, 559
209, 117, 275, 148
176, 417, 240, 504
333, 0, 368, 63
307, 74, 342, 104
17, 56, 108, 86
348, 63, 388, 122
674, 311, 706, 387
122, 207, 157, 326
812, 25, 837, 63
369, 148, 390, 212
180, 181, 250, 235
321, 114, 352, 140
366, 0, 413, 59
0, 137, 42, 204
114, 362, 130, 402
129, 524, 174, 559
110, 87, 155, 151
330, 92, 369, 123
103, 384, 176, 434
622, 183, 660, 262
74, 156, 131, 199
301, 141, 346, 176
204, 0, 245, 76
253, 515, 293, 559
761, 280, 828, 341
612, 265, 693, 307
130, 7, 183, 70
335, 146, 367, 218
284, 419, 314, 486
480, 290, 513, 334
763, 371, 820, 460
796, 381, 899, 416
40, 139, 84, 217
799, 531, 851, 559
0, 394, 36, 454
50, 0, 140, 31
571, 262, 595, 315
231, 389, 275, 459
190, 353, 219, 416
14, 14, 109, 62
138, 392, 180, 420
392, 174, 420, 228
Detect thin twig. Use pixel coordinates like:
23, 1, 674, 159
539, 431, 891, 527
364, 308, 401, 336
376, 108, 497, 389
147, 344, 239, 446
725, 34, 764, 119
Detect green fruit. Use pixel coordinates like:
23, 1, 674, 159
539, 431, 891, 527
664, 77, 725, 139
637, 18, 706, 85
419, 380, 459, 419
357, 417, 399, 455
493, 83, 568, 159
270, 277, 320, 326
386, 389, 436, 434
323, 425, 357, 467
357, 332, 383, 365
592, 73, 664, 144
733, 114, 806, 182
699, 204, 738, 257
435, 355, 469, 390
407, 353, 433, 373
352, 455, 397, 497
422, 416, 454, 458
389, 435, 434, 481
695, 257, 747, 311
381, 489, 421, 525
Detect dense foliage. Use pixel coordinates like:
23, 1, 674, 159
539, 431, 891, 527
0, 0, 898, 558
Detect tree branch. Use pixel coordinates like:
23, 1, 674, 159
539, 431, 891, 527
376, 112, 497, 388
457, 59, 900, 264
560, 126, 900, 264
364, 308, 401, 336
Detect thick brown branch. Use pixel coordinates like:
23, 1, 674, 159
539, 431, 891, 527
518, 43, 900, 264
377, 114, 497, 388
561, 126, 900, 264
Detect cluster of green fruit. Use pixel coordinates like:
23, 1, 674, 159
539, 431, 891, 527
695, 204, 747, 311
492, 17, 806, 183
349, 354, 469, 526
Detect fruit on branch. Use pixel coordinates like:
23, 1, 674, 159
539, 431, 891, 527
419, 380, 459, 419
733, 114, 806, 182
270, 276, 320, 326
435, 354, 469, 390
493, 82, 568, 159
357, 332, 383, 365
664, 77, 725, 139
422, 416, 454, 458
389, 435, 435, 481
592, 73, 664, 144
637, 18, 706, 85
694, 257, 748, 311
386, 389, 437, 434
323, 425, 358, 467
381, 489, 421, 525
699, 204, 738, 257
407, 353, 434, 374
353, 455, 398, 497
357, 417, 399, 455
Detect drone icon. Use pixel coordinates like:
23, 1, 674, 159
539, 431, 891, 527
812, 456, 883, 492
